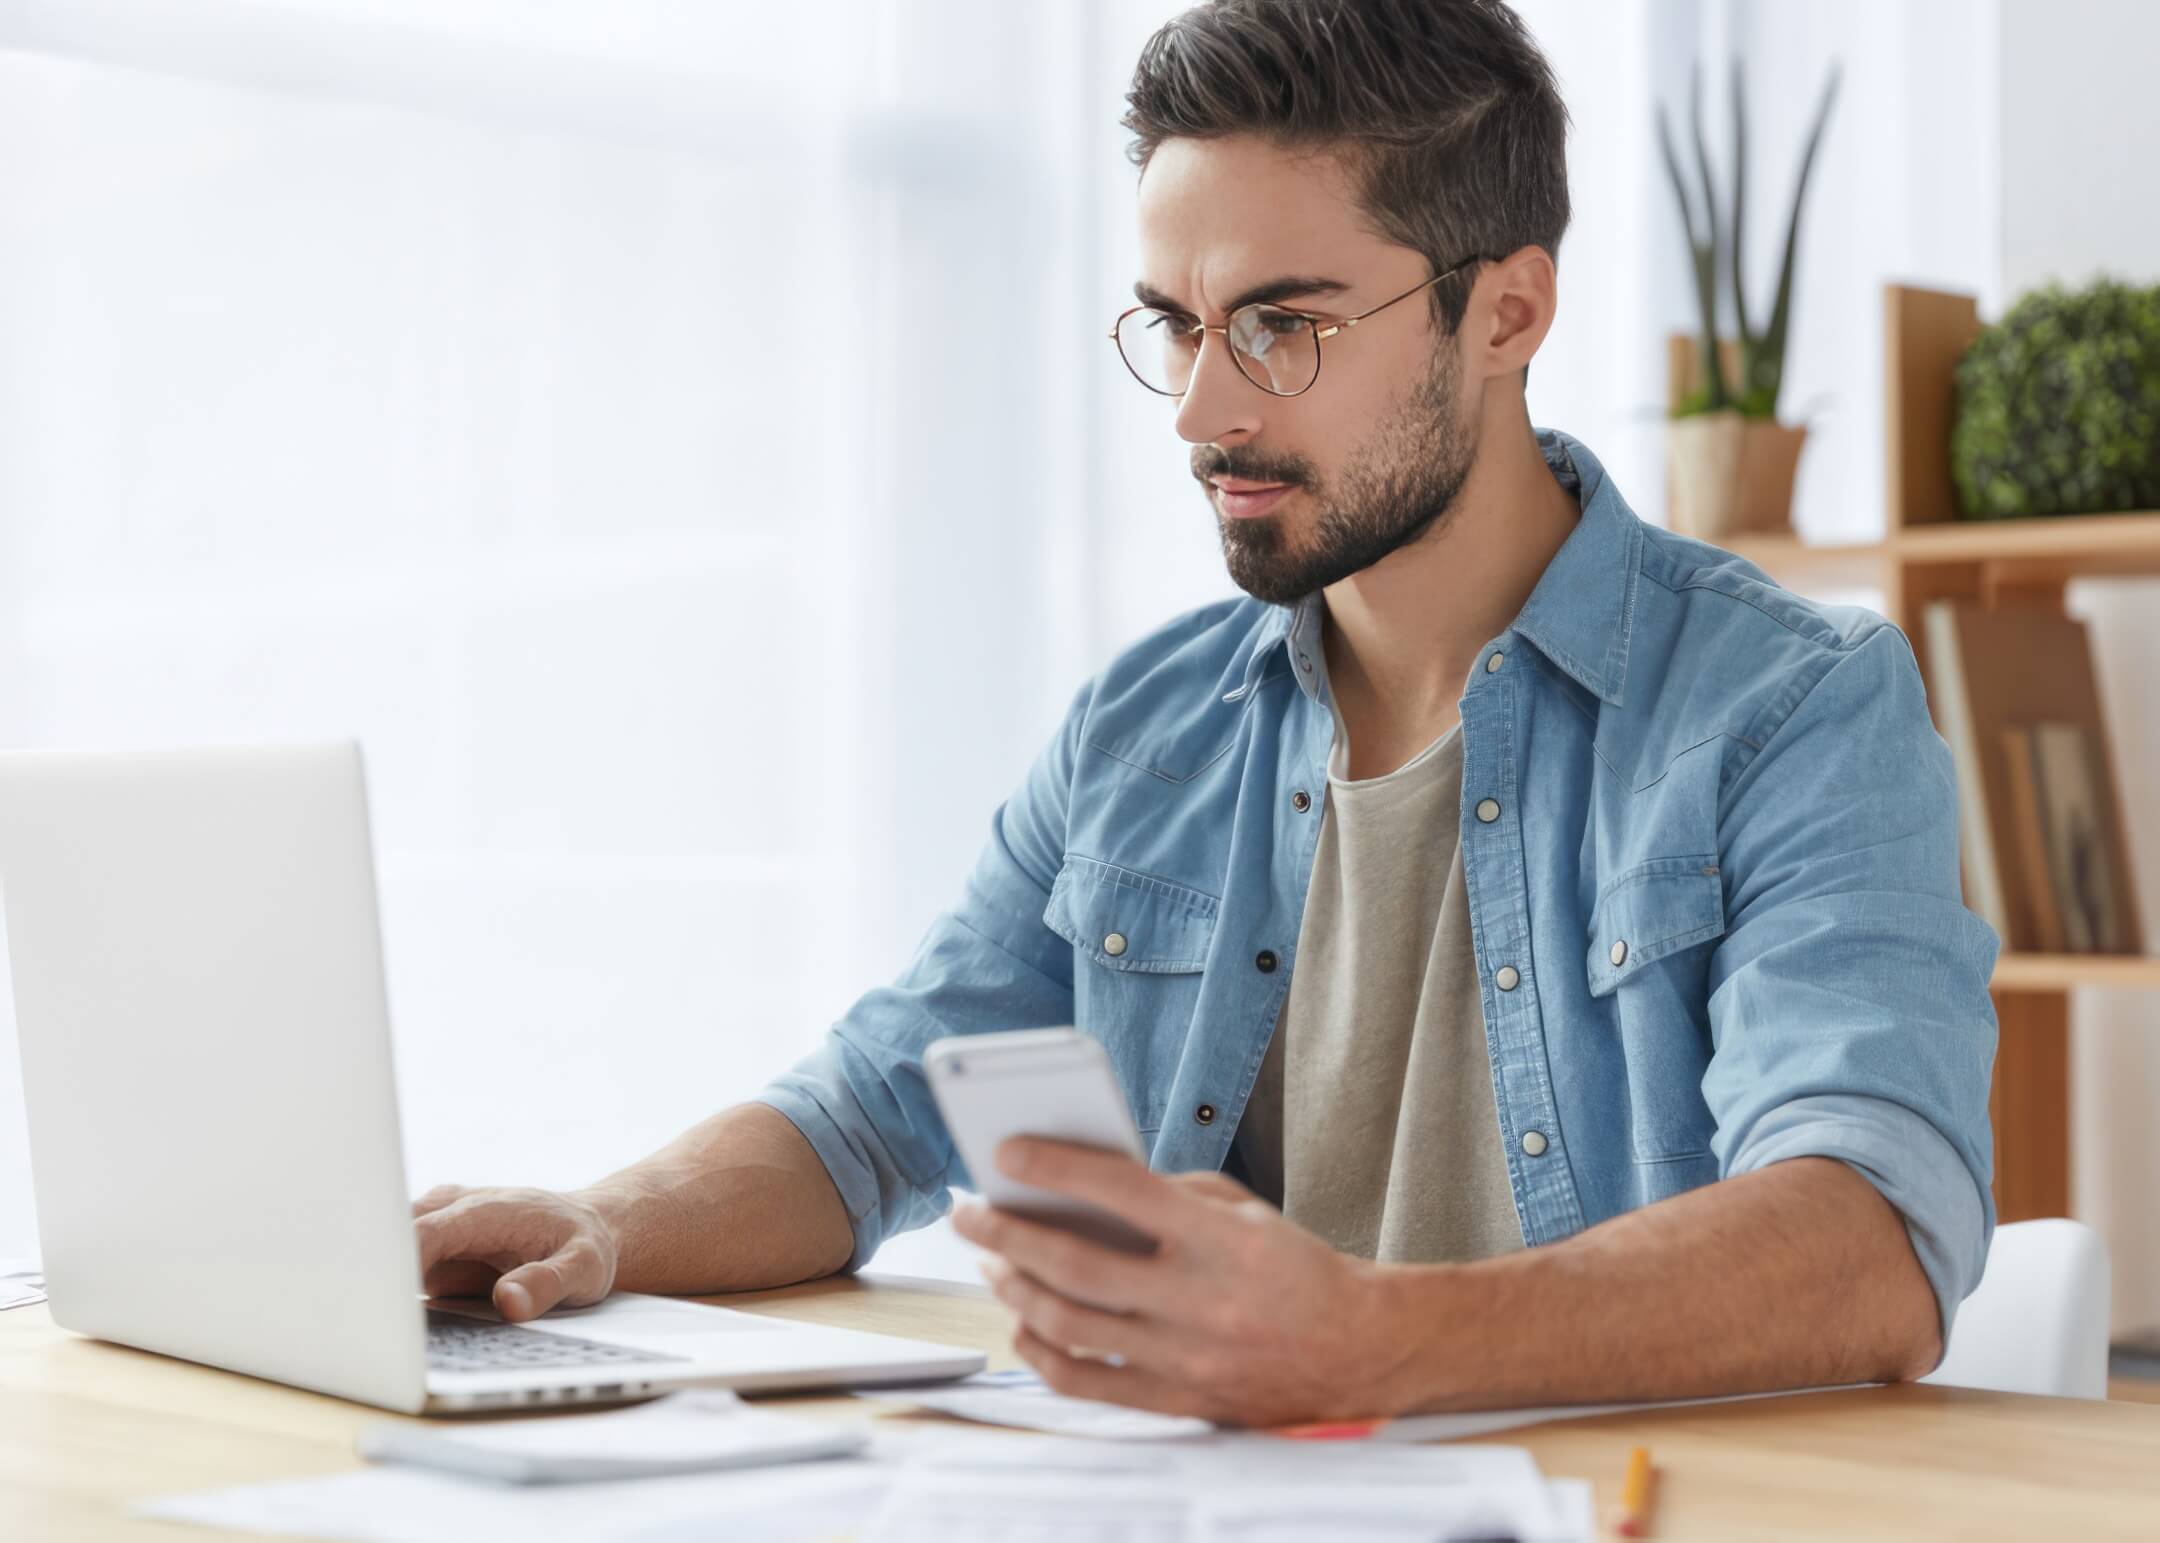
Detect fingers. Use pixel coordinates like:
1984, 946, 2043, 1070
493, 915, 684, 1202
1010, 1326, 1216, 1422
421, 1258, 504, 1302
1167, 1170, 1257, 1205
951, 1200, 1170, 1314
416, 1191, 562, 1278
412, 1189, 614, 1321
411, 1183, 470, 1219
979, 1256, 1187, 1370
994, 1140, 1209, 1242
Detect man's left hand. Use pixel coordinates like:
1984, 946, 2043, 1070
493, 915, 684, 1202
948, 1138, 1408, 1427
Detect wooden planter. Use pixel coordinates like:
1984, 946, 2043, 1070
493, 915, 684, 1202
1665, 412, 1808, 541
1662, 335, 1806, 540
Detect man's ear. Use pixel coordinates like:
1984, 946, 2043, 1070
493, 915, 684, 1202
1467, 244, 1557, 384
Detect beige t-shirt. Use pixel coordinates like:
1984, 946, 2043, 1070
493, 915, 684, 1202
1235, 715, 1526, 1265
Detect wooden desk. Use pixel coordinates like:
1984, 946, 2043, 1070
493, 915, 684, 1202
6, 1273, 2160, 1540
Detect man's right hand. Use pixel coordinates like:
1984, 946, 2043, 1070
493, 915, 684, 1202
411, 1184, 621, 1323
407, 1105, 856, 1309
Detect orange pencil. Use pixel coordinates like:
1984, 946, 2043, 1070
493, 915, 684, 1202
1615, 1444, 1657, 1537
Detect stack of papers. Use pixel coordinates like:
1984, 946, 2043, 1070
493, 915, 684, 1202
138, 1416, 1593, 1542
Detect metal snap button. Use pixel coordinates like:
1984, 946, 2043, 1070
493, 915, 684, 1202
1495, 965, 1521, 992
1104, 932, 1128, 957
1291, 789, 1311, 813
1255, 949, 1278, 973
1195, 1104, 1216, 1126
1475, 798, 1501, 823
1486, 652, 1504, 673
1522, 1130, 1549, 1157
1609, 939, 1628, 967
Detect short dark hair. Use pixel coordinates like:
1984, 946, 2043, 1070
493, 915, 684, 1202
1122, 0, 1570, 338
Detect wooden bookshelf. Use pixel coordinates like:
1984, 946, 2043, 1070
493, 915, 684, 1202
1713, 284, 2160, 1224
1989, 953, 2160, 993
1724, 510, 2160, 592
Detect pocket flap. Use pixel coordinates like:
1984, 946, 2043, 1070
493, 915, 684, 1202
1585, 856, 1726, 997
1043, 856, 1219, 973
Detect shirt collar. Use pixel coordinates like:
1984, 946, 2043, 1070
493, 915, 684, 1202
1507, 428, 1641, 707
1234, 427, 1640, 709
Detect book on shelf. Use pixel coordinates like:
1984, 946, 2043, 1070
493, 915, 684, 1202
1920, 602, 2143, 955
2000, 722, 2139, 952
1997, 725, 2065, 953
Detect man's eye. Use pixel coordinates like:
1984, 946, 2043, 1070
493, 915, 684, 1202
1146, 312, 1200, 340
1256, 310, 1311, 336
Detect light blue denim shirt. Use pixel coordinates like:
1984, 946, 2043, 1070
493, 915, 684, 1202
758, 428, 1999, 1340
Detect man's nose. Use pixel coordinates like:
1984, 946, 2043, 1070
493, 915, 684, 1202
1174, 329, 1267, 447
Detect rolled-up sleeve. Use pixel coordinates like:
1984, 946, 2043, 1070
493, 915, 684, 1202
753, 683, 1088, 1271
1703, 622, 2000, 1350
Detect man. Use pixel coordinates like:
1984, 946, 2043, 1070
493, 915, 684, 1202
415, 0, 1997, 1425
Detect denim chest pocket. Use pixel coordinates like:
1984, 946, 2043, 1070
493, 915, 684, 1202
1585, 856, 1726, 995
1585, 856, 1726, 1162
1041, 855, 1219, 1131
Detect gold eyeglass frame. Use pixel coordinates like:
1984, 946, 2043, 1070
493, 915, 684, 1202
1108, 254, 1491, 399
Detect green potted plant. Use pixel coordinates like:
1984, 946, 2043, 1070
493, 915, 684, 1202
1657, 60, 1839, 540
1951, 277, 2160, 520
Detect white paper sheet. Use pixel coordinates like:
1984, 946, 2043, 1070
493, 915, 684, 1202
135, 1460, 891, 1543
0, 1259, 46, 1312
898, 1424, 1547, 1488
880, 1367, 1217, 1439
357, 1388, 866, 1483
1191, 1475, 1593, 1542
860, 1467, 1586, 1543
867, 1428, 1574, 1540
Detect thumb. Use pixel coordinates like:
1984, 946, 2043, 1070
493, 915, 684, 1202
492, 1246, 603, 1322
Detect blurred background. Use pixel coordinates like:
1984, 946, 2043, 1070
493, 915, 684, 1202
0, 0, 2152, 1343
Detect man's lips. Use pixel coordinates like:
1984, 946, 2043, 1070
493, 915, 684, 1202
1210, 479, 1296, 520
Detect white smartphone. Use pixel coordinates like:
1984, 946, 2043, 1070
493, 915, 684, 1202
925, 1028, 1157, 1255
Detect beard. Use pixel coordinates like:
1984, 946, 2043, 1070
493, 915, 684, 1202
1198, 346, 1476, 607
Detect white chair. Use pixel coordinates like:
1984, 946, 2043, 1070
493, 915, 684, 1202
1922, 1218, 2111, 1399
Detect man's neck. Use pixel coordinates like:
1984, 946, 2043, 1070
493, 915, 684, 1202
1320, 404, 1580, 779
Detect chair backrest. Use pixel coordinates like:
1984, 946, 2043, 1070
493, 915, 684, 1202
1922, 1218, 2110, 1399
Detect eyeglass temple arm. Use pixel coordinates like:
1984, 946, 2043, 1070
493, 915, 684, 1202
1316, 258, 1487, 340
1111, 252, 1486, 343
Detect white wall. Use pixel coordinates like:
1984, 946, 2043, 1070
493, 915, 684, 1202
1996, 0, 2160, 1338
0, 0, 1194, 1264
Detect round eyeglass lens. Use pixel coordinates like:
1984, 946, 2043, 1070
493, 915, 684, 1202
1115, 308, 1202, 396
1227, 306, 1320, 395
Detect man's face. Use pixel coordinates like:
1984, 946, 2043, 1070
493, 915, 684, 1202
1133, 135, 1480, 606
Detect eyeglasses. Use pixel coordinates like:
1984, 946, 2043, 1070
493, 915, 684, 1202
1108, 256, 1488, 399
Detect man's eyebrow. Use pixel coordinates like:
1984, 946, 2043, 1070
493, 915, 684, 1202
1132, 276, 1350, 315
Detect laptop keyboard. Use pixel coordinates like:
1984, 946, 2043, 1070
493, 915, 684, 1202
424, 1309, 688, 1373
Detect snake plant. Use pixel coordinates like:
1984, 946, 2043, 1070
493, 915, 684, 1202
1658, 59, 1840, 420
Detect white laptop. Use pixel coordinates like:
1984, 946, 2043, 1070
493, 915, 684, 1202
0, 741, 983, 1414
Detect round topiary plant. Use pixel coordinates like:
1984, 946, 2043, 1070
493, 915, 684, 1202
1951, 277, 2160, 520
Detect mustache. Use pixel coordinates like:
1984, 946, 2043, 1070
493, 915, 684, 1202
1191, 447, 1315, 489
